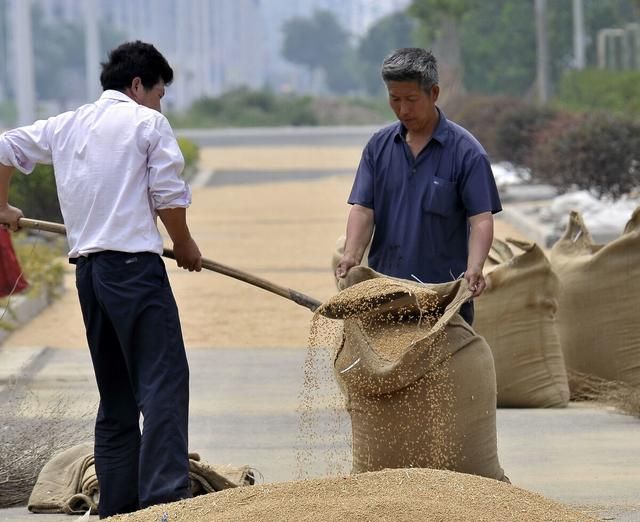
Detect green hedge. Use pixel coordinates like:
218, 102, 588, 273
555, 69, 640, 116
169, 88, 318, 128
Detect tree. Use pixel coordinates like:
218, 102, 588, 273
281, 10, 359, 94
358, 12, 418, 96
409, 0, 481, 97
460, 1, 537, 96
410, 0, 639, 98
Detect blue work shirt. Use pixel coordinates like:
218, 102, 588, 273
348, 108, 502, 285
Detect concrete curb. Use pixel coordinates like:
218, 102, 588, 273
0, 283, 64, 346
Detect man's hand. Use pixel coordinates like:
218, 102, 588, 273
335, 204, 374, 279
464, 265, 486, 298
335, 253, 358, 279
0, 204, 23, 232
172, 237, 202, 272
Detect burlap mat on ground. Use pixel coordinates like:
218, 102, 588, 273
28, 444, 254, 515
550, 209, 640, 387
474, 238, 569, 407
321, 267, 506, 482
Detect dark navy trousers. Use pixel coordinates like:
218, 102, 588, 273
460, 300, 474, 326
75, 251, 191, 518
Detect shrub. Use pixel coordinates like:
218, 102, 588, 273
170, 87, 319, 128
494, 104, 557, 167
13, 234, 66, 300
445, 95, 525, 160
530, 112, 640, 199
8, 165, 62, 223
555, 69, 640, 116
177, 137, 199, 180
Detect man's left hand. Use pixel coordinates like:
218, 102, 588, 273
0, 204, 23, 232
464, 266, 486, 298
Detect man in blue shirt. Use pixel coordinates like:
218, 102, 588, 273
335, 48, 501, 325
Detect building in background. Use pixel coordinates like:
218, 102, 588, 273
1, 0, 410, 118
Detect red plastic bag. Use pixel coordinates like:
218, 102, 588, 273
0, 228, 28, 297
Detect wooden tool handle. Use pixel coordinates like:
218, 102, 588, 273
17, 217, 322, 312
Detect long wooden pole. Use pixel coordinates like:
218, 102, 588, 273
16, 217, 322, 313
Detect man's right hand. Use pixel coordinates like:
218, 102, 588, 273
335, 253, 358, 279
172, 237, 202, 272
0, 204, 23, 232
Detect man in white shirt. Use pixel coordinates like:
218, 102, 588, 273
0, 41, 201, 518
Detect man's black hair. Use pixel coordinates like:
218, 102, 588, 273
100, 40, 173, 91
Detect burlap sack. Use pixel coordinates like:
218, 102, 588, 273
550, 209, 640, 386
474, 238, 569, 407
28, 444, 254, 514
318, 267, 506, 482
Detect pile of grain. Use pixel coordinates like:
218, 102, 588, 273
106, 468, 595, 522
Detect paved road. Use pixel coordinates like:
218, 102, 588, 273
1, 346, 639, 521
175, 125, 380, 148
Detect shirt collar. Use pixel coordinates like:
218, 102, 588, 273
99, 89, 137, 104
393, 106, 450, 146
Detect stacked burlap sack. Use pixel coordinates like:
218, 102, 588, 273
474, 239, 570, 407
319, 267, 507, 482
28, 443, 254, 515
550, 209, 640, 387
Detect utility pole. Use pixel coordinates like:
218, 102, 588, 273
84, 0, 101, 102
535, 0, 550, 104
13, 0, 36, 125
573, 0, 586, 69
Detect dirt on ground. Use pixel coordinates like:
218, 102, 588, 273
2, 150, 527, 350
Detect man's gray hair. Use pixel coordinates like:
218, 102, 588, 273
381, 48, 438, 93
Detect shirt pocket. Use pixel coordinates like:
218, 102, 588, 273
422, 176, 459, 217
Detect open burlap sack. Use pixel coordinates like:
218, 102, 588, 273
474, 238, 569, 407
550, 209, 640, 386
318, 267, 506, 482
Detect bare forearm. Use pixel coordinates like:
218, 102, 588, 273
336, 204, 374, 278
0, 163, 23, 230
157, 206, 202, 272
157, 207, 192, 245
0, 163, 14, 208
344, 204, 374, 263
468, 212, 493, 273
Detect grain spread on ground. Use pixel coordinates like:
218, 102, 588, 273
105, 468, 596, 522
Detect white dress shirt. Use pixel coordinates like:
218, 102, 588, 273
0, 90, 191, 258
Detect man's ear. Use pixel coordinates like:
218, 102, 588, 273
130, 77, 143, 95
431, 84, 440, 102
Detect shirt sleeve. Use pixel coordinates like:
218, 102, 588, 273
0, 119, 54, 174
146, 115, 192, 210
459, 151, 502, 217
348, 141, 375, 209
